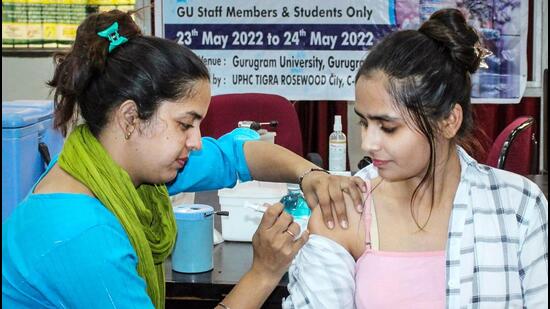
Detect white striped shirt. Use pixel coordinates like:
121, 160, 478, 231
282, 235, 356, 308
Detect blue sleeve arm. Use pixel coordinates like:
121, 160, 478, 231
32, 225, 154, 309
167, 128, 260, 195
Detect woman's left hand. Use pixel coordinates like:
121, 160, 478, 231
300, 172, 367, 229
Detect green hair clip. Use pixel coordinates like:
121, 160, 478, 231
97, 21, 128, 53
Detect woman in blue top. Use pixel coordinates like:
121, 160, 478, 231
1, 9, 367, 309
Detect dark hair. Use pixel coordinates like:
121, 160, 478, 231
355, 8, 483, 228
48, 9, 210, 136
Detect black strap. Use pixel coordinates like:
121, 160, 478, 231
38, 142, 51, 165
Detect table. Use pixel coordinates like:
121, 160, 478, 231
165, 242, 288, 308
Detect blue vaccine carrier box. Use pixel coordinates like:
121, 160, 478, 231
172, 204, 214, 273
2, 100, 64, 222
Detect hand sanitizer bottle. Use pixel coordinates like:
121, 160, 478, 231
280, 184, 310, 238
329, 115, 347, 171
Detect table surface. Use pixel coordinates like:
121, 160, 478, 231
165, 241, 288, 286
165, 242, 288, 308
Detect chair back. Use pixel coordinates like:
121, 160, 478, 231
200, 93, 304, 156
486, 116, 537, 175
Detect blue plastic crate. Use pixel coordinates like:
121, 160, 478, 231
2, 100, 64, 222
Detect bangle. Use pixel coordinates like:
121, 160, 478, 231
218, 302, 230, 309
298, 167, 329, 192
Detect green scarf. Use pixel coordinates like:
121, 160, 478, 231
58, 124, 177, 308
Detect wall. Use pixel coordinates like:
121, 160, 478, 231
0, 54, 363, 175
2, 56, 55, 101
0, 55, 364, 175
1, 2, 152, 102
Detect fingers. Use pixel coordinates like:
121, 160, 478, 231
291, 229, 309, 252
275, 220, 305, 262
269, 207, 294, 234
284, 222, 301, 239
251, 202, 311, 281
329, 182, 348, 229
304, 194, 318, 212
316, 188, 335, 230
352, 176, 368, 193
259, 203, 283, 231
345, 177, 367, 212
304, 187, 334, 230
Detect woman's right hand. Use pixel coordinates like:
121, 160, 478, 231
251, 203, 309, 281
215, 203, 309, 309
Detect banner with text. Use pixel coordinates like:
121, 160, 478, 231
155, 1, 526, 103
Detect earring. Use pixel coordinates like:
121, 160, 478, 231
125, 124, 135, 140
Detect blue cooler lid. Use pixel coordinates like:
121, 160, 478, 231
2, 101, 54, 129
173, 204, 214, 221
6, 100, 54, 114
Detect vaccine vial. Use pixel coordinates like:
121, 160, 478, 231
280, 184, 310, 238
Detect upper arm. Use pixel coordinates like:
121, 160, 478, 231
283, 234, 356, 309
32, 224, 155, 309
519, 192, 548, 308
167, 128, 260, 194
518, 192, 548, 307
308, 192, 366, 260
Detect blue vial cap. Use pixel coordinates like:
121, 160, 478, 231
280, 190, 310, 218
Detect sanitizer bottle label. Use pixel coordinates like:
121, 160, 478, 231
329, 142, 346, 171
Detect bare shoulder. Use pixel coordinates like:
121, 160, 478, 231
33, 164, 95, 197
307, 193, 366, 260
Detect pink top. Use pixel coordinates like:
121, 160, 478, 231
354, 190, 446, 309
